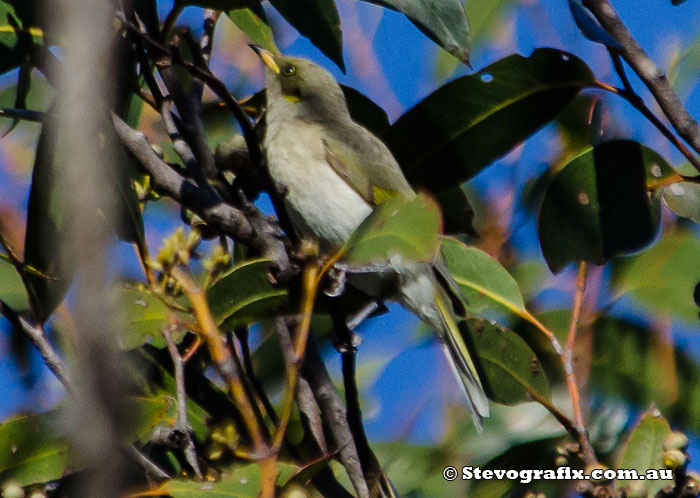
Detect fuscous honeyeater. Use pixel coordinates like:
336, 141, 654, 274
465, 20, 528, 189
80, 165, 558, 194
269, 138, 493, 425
252, 46, 489, 427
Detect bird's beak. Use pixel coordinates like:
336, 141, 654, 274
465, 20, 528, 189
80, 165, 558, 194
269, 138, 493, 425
249, 44, 280, 74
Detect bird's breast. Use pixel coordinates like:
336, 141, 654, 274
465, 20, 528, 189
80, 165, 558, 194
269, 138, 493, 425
265, 121, 372, 248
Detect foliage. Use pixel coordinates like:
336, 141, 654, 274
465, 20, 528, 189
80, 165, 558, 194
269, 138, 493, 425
0, 0, 699, 497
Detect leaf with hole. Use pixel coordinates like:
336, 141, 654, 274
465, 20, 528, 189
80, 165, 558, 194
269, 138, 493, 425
538, 140, 675, 273
462, 318, 551, 404
341, 192, 442, 265
385, 48, 595, 191
662, 182, 700, 225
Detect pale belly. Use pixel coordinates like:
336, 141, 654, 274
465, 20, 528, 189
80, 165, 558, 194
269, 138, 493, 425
265, 122, 372, 248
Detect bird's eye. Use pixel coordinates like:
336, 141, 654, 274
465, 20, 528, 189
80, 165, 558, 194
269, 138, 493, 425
282, 64, 296, 76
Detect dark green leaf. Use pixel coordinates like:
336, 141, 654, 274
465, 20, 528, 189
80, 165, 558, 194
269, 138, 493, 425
436, 186, 477, 236
0, 258, 28, 311
342, 85, 390, 137
23, 119, 75, 323
612, 229, 700, 323
441, 237, 525, 315
2, 60, 32, 137
363, 0, 471, 64
462, 319, 551, 404
469, 438, 571, 498
342, 192, 442, 265
207, 259, 290, 331
385, 48, 595, 191
538, 140, 673, 273
616, 410, 673, 496
662, 181, 700, 224
226, 5, 278, 53
0, 4, 42, 75
162, 462, 298, 497
268, 0, 344, 71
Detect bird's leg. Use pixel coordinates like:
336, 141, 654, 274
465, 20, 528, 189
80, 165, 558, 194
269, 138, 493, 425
346, 299, 386, 331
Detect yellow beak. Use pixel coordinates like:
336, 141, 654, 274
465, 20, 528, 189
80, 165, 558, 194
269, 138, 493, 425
249, 44, 280, 74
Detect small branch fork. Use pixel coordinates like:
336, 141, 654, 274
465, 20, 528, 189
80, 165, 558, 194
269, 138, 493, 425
581, 0, 700, 173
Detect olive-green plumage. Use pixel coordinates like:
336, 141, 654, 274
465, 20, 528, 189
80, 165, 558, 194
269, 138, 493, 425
253, 46, 489, 427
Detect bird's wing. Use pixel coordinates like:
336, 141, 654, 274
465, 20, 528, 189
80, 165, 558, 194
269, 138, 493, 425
322, 126, 413, 206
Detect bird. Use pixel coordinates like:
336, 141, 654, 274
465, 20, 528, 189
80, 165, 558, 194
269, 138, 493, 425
251, 45, 489, 428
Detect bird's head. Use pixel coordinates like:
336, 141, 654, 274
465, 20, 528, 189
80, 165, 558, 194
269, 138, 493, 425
250, 45, 348, 122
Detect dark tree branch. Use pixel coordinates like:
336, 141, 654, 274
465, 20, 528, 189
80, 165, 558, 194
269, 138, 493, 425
302, 332, 371, 498
111, 113, 294, 280
582, 0, 700, 162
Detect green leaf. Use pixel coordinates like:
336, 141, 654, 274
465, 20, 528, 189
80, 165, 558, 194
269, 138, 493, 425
162, 462, 298, 497
538, 140, 673, 273
125, 395, 175, 444
662, 181, 700, 224
434, 0, 515, 79
116, 284, 174, 350
0, 412, 69, 486
23, 121, 75, 323
462, 319, 550, 404
342, 192, 442, 265
363, 0, 471, 64
226, 5, 278, 53
612, 229, 700, 323
0, 258, 28, 311
0, 396, 172, 486
207, 259, 290, 331
441, 237, 525, 315
589, 316, 700, 430
616, 409, 673, 496
268, 0, 344, 71
385, 48, 595, 191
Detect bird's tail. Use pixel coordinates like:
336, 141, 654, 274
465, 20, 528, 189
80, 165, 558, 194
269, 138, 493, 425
434, 290, 490, 430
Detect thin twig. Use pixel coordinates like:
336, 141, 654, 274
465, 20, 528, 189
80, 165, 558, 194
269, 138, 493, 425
594, 81, 700, 172
170, 267, 276, 498
163, 327, 203, 479
235, 326, 280, 425
125, 446, 171, 480
582, 0, 700, 163
567, 262, 587, 353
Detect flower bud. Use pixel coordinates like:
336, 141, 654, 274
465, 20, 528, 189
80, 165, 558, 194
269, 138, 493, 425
662, 431, 689, 452
663, 449, 687, 469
